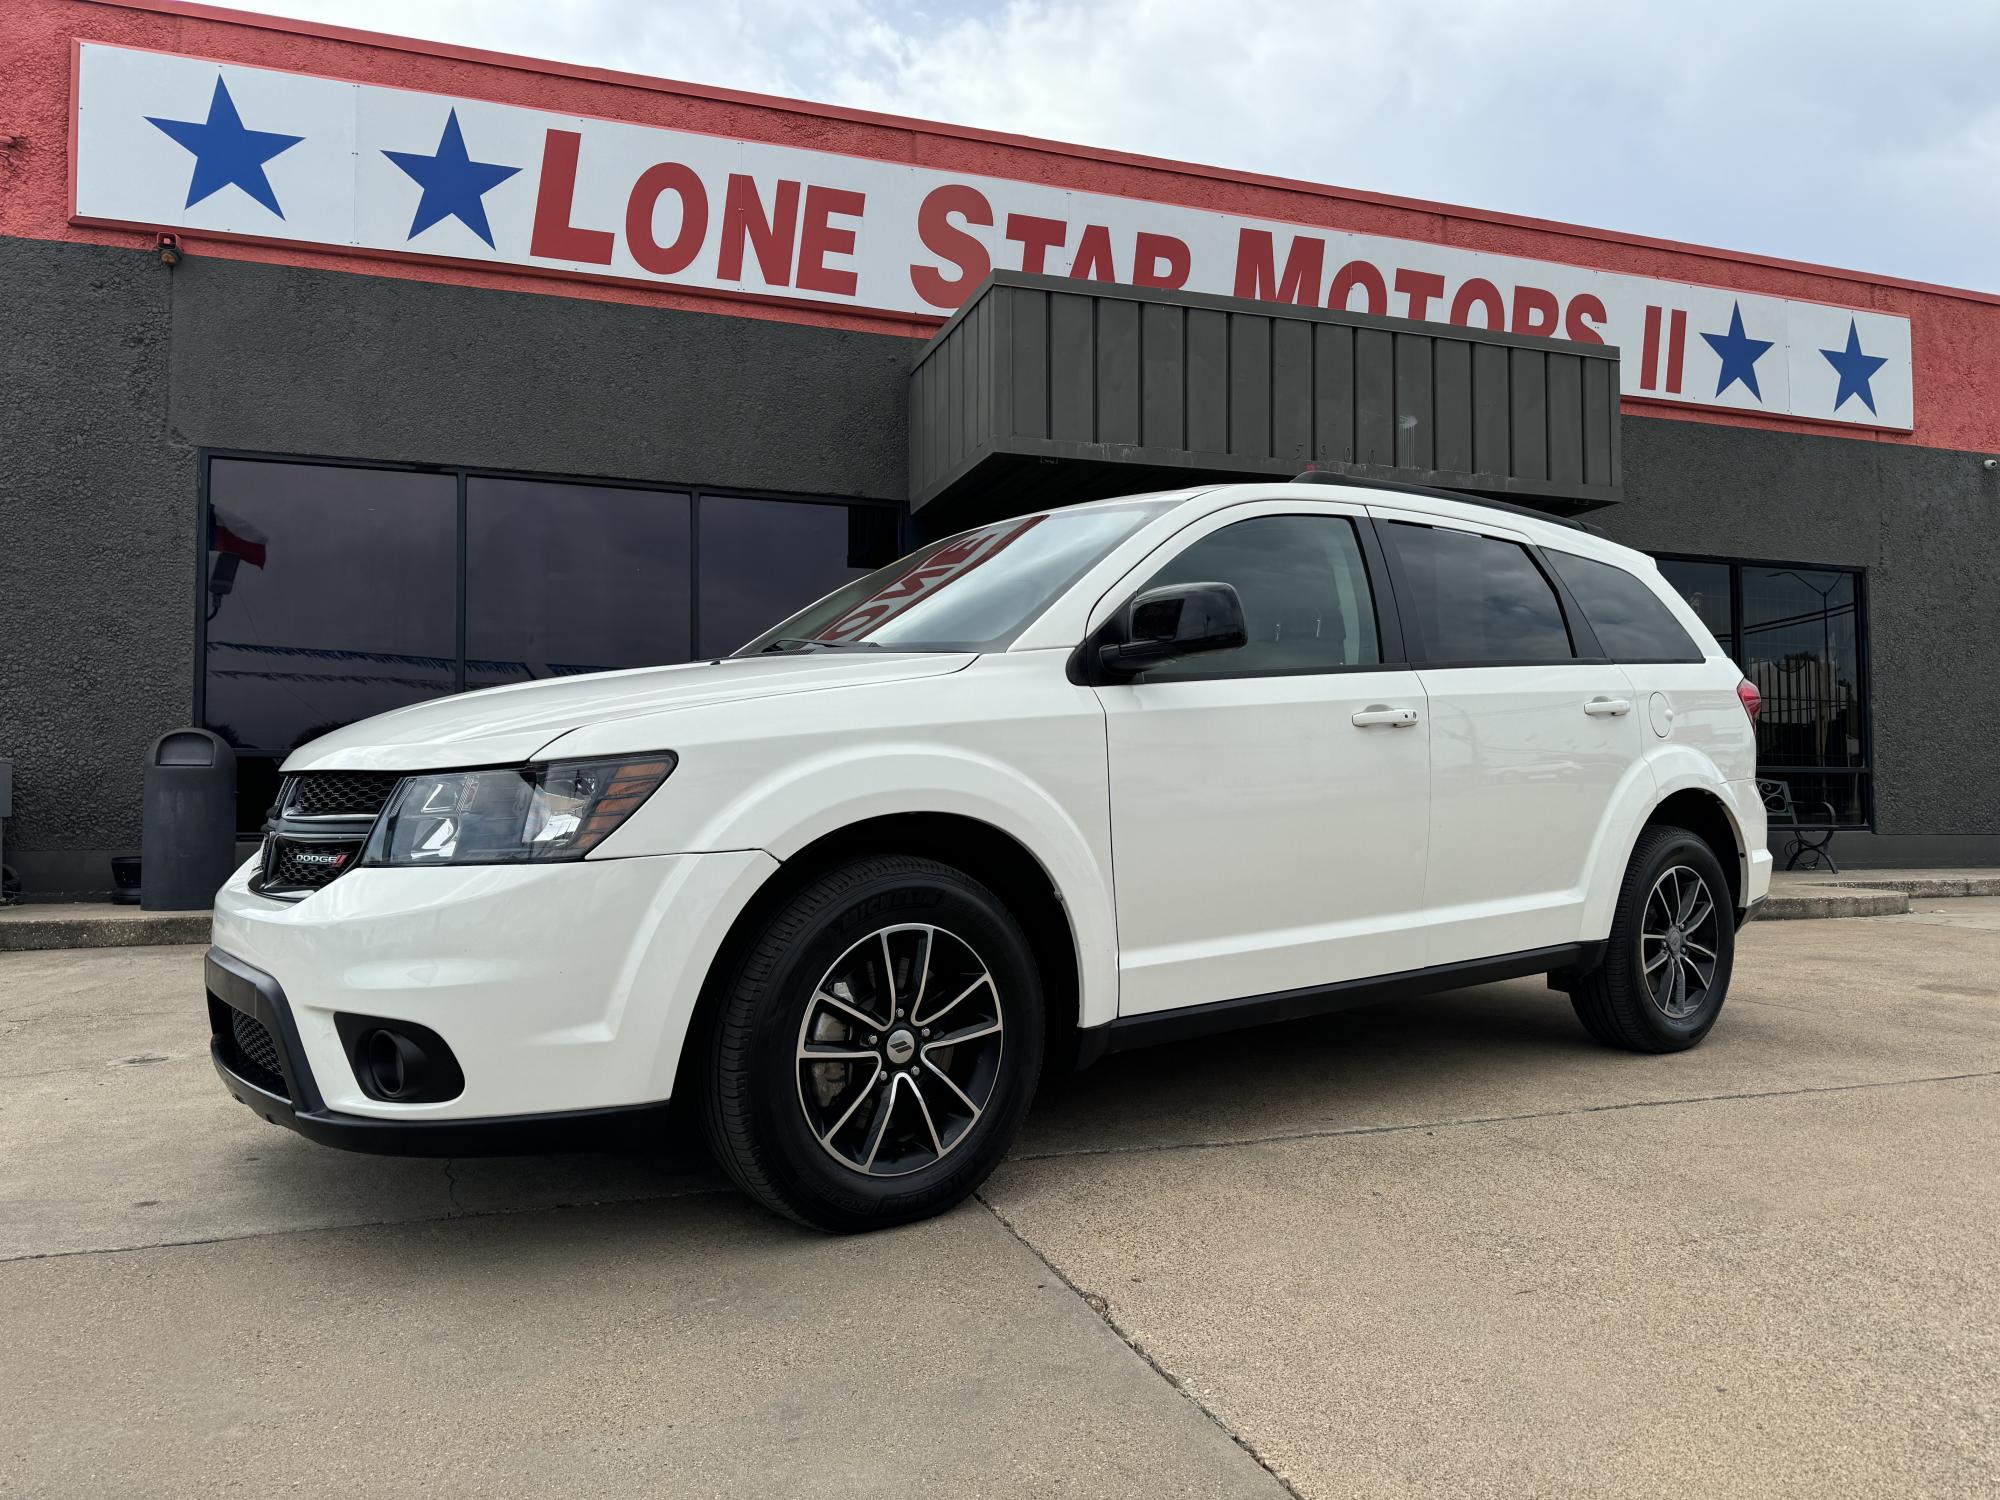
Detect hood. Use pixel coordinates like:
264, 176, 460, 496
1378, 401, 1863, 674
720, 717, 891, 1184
281, 652, 976, 773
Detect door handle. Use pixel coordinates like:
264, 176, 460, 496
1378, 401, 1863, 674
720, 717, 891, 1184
1352, 705, 1420, 728
1584, 697, 1632, 717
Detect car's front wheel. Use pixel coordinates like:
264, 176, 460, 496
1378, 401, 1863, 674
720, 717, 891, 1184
700, 854, 1045, 1232
1570, 825, 1736, 1052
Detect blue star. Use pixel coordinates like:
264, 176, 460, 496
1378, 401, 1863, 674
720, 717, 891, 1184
147, 76, 303, 218
1820, 319, 1889, 416
1700, 301, 1775, 402
382, 110, 520, 249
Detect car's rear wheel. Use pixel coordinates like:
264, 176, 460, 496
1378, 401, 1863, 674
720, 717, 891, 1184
1570, 825, 1736, 1052
700, 854, 1045, 1232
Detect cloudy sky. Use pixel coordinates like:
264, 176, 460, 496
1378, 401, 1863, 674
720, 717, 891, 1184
213, 0, 2000, 291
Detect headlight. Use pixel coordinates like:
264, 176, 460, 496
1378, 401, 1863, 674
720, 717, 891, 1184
361, 755, 676, 867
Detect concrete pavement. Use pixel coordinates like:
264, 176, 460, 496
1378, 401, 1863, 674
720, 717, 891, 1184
6, 1199, 1285, 1499
4, 905, 1998, 1496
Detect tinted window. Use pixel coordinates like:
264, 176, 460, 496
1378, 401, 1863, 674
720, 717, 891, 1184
1742, 565, 1864, 772
465, 479, 692, 690
1547, 550, 1703, 662
739, 502, 1174, 654
1384, 522, 1572, 664
699, 496, 902, 656
1135, 514, 1380, 677
204, 459, 457, 752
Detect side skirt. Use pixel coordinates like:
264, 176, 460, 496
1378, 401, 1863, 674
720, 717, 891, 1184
1076, 942, 1607, 1066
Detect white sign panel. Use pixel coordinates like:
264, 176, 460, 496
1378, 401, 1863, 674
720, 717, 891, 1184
73, 43, 1914, 429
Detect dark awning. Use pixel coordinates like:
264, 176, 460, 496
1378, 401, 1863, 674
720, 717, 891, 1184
910, 271, 1621, 527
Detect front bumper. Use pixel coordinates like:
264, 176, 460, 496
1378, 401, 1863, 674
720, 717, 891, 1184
206, 948, 671, 1155
210, 847, 779, 1127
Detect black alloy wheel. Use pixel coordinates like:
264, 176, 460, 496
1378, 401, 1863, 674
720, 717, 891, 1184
1640, 863, 1724, 1020
1571, 824, 1736, 1052
701, 854, 1045, 1232
794, 923, 1008, 1178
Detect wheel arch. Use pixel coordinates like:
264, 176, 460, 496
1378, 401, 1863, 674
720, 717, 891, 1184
1581, 754, 1750, 941
1643, 786, 1746, 915
672, 812, 1091, 1108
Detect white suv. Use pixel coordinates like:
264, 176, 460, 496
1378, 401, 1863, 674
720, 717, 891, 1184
208, 476, 1771, 1231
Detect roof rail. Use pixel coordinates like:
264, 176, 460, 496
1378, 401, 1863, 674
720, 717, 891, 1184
1290, 471, 1589, 531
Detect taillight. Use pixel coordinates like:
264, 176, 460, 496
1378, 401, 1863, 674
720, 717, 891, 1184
1737, 678, 1762, 724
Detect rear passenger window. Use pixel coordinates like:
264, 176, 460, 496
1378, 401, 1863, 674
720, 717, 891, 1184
1138, 514, 1380, 677
1383, 522, 1573, 664
1546, 550, 1704, 663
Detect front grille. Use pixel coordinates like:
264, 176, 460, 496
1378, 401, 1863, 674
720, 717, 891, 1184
226, 1009, 288, 1098
257, 772, 390, 901
284, 771, 401, 818
264, 837, 365, 893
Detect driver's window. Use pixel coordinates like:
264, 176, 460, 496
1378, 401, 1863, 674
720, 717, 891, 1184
1137, 514, 1381, 678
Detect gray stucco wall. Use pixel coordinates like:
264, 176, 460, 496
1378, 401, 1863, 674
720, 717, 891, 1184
0, 234, 912, 897
1, 237, 192, 898
160, 246, 911, 495
1599, 414, 2000, 861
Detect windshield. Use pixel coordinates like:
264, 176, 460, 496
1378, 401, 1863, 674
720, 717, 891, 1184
736, 501, 1177, 655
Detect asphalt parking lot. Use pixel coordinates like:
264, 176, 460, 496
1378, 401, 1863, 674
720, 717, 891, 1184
5, 903, 1998, 1498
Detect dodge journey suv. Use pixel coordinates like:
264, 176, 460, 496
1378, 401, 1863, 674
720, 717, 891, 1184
207, 475, 1771, 1231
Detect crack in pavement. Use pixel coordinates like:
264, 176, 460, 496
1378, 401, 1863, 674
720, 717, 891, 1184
0, 1183, 735, 1266
9, 1069, 1994, 1268
1006, 1068, 2000, 1163
973, 1067, 2000, 1500
977, 1191, 1307, 1500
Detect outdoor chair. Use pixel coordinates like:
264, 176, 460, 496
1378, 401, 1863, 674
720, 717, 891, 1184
1756, 777, 1841, 873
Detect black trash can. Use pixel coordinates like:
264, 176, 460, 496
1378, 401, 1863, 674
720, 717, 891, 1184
141, 729, 237, 911
109, 855, 142, 905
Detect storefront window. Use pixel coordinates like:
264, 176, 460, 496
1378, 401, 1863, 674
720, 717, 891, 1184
698, 494, 902, 656
1657, 555, 1871, 826
201, 456, 903, 831
466, 479, 692, 689
203, 460, 457, 755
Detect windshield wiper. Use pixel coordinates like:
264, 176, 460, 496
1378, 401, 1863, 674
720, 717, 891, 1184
757, 637, 885, 654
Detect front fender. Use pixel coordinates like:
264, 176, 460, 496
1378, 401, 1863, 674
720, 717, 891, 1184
713, 745, 1119, 1030
561, 656, 1117, 1032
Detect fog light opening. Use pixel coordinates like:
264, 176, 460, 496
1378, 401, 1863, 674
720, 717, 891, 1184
336, 1013, 465, 1104
363, 1028, 427, 1100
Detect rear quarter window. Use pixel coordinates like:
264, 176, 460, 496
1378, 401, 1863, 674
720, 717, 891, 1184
1546, 550, 1705, 663
1383, 521, 1574, 664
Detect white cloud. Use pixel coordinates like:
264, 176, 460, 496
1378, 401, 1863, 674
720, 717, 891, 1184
208, 0, 2000, 289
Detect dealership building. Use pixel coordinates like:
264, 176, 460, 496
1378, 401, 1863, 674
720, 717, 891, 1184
5, 0, 1999, 899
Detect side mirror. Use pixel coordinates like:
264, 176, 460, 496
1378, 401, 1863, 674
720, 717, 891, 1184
1098, 581, 1248, 678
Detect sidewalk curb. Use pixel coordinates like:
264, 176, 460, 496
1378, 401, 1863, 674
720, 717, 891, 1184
0, 909, 211, 952
1753, 889, 1909, 921
1811, 875, 2000, 899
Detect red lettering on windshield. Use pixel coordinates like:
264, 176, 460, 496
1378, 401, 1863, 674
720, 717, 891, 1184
817, 516, 1047, 642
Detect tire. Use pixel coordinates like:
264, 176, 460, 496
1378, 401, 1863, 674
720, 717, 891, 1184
1570, 825, 1736, 1053
699, 854, 1045, 1232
